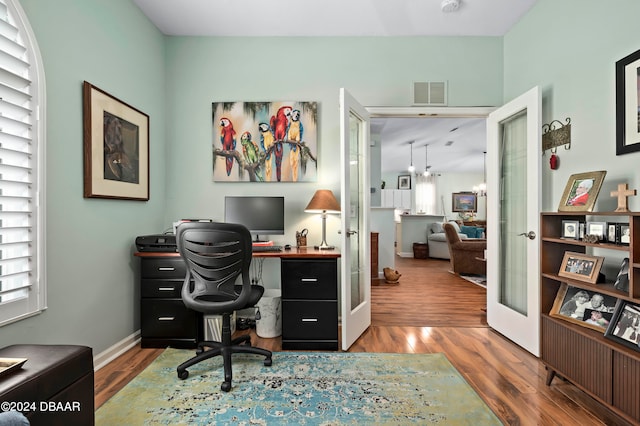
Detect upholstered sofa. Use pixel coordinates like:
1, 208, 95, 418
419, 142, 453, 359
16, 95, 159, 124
427, 221, 485, 260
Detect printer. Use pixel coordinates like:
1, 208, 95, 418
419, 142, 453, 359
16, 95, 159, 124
135, 234, 178, 252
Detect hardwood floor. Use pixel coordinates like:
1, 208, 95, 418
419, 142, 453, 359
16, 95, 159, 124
95, 256, 632, 425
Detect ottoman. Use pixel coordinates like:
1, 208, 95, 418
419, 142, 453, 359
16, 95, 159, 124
0, 344, 94, 426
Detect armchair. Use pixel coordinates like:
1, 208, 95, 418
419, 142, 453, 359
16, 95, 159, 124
176, 222, 272, 392
443, 222, 487, 276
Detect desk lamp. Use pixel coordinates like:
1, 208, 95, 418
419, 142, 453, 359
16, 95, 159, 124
304, 189, 340, 250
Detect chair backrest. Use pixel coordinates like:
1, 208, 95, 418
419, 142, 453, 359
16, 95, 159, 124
177, 222, 254, 314
443, 222, 462, 245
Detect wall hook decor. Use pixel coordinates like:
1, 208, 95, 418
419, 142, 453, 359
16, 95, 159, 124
542, 118, 571, 153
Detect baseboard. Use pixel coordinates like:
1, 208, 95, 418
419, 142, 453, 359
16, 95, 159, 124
93, 330, 141, 371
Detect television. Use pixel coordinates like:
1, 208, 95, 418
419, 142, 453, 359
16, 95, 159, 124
224, 196, 285, 241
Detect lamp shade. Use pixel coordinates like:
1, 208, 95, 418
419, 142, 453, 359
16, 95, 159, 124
304, 189, 340, 213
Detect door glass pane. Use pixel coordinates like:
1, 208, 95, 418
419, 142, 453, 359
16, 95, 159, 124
349, 111, 364, 310
499, 111, 527, 315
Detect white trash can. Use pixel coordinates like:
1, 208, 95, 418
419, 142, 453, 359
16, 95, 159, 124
255, 289, 282, 338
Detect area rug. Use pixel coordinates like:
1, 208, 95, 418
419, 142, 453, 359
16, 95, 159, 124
96, 349, 501, 425
460, 274, 487, 288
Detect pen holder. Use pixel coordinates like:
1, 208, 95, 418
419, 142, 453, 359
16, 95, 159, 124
296, 235, 307, 247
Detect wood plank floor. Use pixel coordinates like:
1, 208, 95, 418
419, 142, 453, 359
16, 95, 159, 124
95, 256, 633, 425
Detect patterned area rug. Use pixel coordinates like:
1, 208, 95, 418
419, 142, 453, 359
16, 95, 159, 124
96, 349, 501, 425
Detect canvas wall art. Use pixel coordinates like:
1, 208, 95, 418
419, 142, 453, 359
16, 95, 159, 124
212, 101, 318, 182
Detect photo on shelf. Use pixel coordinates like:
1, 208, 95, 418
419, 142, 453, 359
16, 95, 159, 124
561, 220, 579, 239
557, 170, 606, 212
604, 300, 640, 352
586, 221, 607, 241
550, 283, 618, 332
617, 223, 631, 245
558, 251, 604, 284
607, 223, 618, 243
613, 258, 630, 292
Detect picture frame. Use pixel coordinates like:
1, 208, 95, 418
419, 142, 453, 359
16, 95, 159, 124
561, 220, 579, 239
398, 175, 411, 190
557, 171, 606, 212
613, 257, 630, 292
550, 283, 617, 332
586, 221, 607, 241
607, 223, 618, 243
558, 251, 604, 284
83, 81, 149, 200
451, 192, 477, 213
615, 48, 640, 155
617, 223, 631, 245
604, 300, 640, 351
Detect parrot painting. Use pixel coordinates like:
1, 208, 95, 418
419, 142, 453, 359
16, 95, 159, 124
258, 122, 275, 181
240, 131, 263, 181
287, 109, 303, 181
270, 106, 292, 182
219, 117, 236, 176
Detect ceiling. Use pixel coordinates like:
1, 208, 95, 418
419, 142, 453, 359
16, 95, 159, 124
133, 0, 536, 174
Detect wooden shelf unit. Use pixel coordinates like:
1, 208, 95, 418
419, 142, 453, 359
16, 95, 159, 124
540, 212, 640, 424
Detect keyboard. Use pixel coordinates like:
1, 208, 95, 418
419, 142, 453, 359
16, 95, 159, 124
252, 245, 283, 253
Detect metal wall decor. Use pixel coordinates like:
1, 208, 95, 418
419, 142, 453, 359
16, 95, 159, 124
542, 118, 571, 153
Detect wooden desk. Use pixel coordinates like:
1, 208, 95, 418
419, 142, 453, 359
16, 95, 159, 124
134, 248, 341, 350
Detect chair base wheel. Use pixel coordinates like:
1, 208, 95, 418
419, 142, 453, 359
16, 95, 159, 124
221, 381, 232, 392
264, 357, 272, 367
177, 369, 189, 380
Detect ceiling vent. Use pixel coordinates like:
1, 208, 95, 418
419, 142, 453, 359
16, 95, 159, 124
412, 81, 447, 106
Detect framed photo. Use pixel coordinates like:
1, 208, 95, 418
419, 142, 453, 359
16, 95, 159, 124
451, 192, 477, 213
613, 258, 630, 292
558, 251, 604, 284
607, 223, 618, 243
398, 175, 411, 190
616, 48, 640, 155
586, 221, 607, 241
561, 220, 579, 239
550, 283, 617, 332
617, 223, 631, 245
557, 171, 606, 212
83, 81, 149, 200
604, 300, 640, 351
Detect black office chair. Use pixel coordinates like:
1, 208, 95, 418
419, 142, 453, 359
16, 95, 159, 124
175, 222, 272, 391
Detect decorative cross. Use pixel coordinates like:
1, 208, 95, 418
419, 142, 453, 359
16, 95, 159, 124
611, 183, 636, 212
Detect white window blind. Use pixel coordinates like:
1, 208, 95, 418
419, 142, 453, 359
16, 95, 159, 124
0, 0, 45, 326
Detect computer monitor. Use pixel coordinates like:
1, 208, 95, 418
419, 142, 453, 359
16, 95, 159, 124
224, 196, 285, 242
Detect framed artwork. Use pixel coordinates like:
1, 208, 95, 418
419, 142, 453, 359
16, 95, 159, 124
550, 283, 617, 332
561, 220, 579, 239
451, 192, 477, 213
398, 175, 411, 190
618, 223, 631, 245
586, 221, 607, 241
604, 300, 640, 351
615, 48, 640, 155
557, 171, 607, 212
558, 251, 604, 284
613, 258, 630, 292
83, 81, 149, 200
212, 101, 318, 182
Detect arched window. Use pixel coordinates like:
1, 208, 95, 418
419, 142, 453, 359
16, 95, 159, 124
0, 0, 46, 325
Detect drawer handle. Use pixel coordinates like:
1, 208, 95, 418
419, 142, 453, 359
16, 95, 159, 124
158, 287, 175, 291
158, 267, 176, 271
300, 278, 318, 282
158, 317, 175, 321
301, 318, 318, 322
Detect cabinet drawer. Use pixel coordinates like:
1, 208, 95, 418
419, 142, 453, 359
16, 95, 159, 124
141, 299, 199, 339
281, 259, 337, 299
282, 300, 337, 340
141, 257, 186, 279
141, 279, 184, 298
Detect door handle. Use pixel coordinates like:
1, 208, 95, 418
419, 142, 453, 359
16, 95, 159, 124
518, 231, 536, 240
346, 230, 357, 236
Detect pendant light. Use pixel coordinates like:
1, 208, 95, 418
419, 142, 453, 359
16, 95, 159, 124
473, 151, 487, 196
423, 144, 431, 177
407, 141, 415, 173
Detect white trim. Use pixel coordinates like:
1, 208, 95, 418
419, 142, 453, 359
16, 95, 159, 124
367, 106, 496, 117
93, 331, 141, 371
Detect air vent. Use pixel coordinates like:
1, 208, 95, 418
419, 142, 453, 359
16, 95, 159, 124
413, 81, 447, 106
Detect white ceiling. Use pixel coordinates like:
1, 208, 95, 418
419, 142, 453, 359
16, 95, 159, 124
133, 0, 536, 174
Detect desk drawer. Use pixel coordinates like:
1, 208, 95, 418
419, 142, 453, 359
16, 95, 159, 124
141, 258, 186, 279
141, 279, 184, 298
281, 259, 337, 299
282, 300, 337, 340
141, 299, 199, 338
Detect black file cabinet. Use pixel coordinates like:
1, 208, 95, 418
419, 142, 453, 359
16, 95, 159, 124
139, 256, 202, 348
281, 258, 338, 350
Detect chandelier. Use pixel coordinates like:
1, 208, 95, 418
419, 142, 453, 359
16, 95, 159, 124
473, 151, 487, 197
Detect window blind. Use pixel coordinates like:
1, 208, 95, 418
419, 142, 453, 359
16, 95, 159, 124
0, 0, 45, 325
